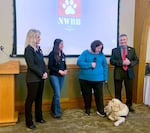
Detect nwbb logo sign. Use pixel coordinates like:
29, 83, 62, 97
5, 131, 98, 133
58, 0, 81, 17
58, 0, 81, 27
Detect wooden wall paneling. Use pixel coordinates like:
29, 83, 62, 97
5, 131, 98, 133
133, 0, 150, 103
17, 64, 122, 113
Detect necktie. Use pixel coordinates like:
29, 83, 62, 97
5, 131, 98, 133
122, 48, 128, 71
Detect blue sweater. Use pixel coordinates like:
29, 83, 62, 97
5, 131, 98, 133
77, 50, 108, 81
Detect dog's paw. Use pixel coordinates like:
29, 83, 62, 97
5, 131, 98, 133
108, 115, 115, 121
114, 118, 125, 126
114, 121, 120, 126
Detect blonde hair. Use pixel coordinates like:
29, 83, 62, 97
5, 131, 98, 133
25, 29, 41, 48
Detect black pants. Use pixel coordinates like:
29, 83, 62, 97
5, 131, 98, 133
79, 79, 104, 113
25, 80, 44, 126
114, 78, 133, 106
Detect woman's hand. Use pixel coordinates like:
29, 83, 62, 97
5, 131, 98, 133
59, 70, 67, 76
64, 70, 68, 75
42, 72, 48, 79
91, 62, 96, 69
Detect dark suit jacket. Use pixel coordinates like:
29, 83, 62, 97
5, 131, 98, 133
24, 45, 47, 82
110, 46, 139, 79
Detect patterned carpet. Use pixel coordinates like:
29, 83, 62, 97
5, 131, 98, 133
0, 104, 150, 133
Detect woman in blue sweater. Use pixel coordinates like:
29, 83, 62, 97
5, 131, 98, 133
77, 40, 108, 116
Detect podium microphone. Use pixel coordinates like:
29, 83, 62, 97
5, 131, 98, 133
0, 45, 10, 57
0, 45, 4, 51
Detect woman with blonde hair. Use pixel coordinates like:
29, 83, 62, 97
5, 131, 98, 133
24, 29, 47, 129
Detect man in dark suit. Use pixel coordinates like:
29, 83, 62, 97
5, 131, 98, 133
110, 34, 139, 112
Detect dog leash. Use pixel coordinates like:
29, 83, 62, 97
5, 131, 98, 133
103, 82, 113, 98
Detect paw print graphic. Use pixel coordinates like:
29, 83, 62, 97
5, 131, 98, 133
62, 0, 77, 15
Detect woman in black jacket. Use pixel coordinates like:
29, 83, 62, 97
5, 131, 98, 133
48, 39, 67, 118
24, 29, 48, 129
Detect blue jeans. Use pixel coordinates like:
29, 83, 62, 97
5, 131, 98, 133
49, 75, 64, 117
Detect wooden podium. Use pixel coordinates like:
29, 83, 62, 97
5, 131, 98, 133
0, 60, 20, 126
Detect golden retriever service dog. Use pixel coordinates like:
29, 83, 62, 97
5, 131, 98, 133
104, 98, 129, 126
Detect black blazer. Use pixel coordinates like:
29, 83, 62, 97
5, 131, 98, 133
48, 51, 67, 77
110, 46, 139, 79
24, 45, 47, 82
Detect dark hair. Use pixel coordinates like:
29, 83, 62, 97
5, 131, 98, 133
52, 38, 63, 63
91, 40, 103, 52
119, 34, 127, 38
